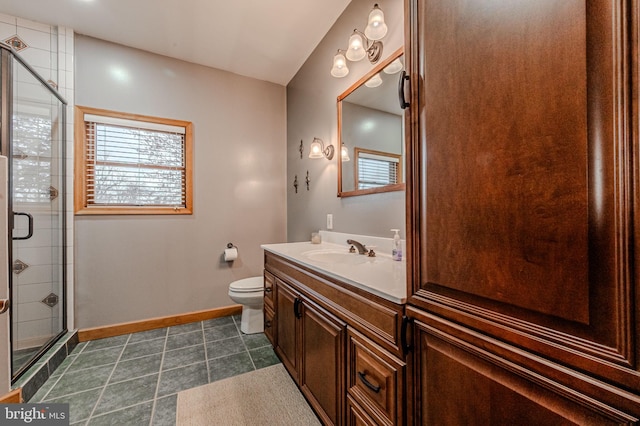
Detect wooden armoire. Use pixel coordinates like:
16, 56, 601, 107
404, 0, 640, 423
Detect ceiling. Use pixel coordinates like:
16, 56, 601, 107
0, 0, 352, 86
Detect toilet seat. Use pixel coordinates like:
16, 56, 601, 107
229, 276, 263, 293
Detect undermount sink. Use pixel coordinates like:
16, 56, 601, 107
301, 249, 388, 265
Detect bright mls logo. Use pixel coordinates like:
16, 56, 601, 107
1, 404, 69, 425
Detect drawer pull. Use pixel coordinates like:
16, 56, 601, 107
401, 315, 414, 356
294, 297, 303, 318
358, 371, 381, 393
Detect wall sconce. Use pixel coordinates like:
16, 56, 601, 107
309, 137, 335, 160
331, 4, 388, 78
341, 143, 350, 162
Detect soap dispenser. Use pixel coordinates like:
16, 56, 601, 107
391, 229, 402, 261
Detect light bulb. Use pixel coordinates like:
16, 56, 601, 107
364, 73, 382, 88
331, 51, 349, 77
346, 32, 366, 62
365, 4, 388, 40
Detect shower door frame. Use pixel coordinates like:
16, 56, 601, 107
0, 43, 68, 382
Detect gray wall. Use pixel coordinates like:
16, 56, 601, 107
286, 0, 405, 242
74, 35, 286, 328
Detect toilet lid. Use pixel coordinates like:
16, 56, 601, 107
229, 276, 263, 292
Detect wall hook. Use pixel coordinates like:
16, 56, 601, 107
299, 140, 304, 159
305, 170, 311, 191
294, 174, 298, 193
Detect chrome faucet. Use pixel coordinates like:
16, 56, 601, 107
347, 239, 368, 255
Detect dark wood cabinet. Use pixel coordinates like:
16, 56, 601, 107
300, 298, 346, 425
274, 279, 300, 379
274, 278, 345, 424
405, 0, 640, 422
264, 251, 407, 425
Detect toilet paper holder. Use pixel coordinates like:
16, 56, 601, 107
224, 243, 239, 262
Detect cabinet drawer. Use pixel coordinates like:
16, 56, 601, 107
264, 304, 275, 346
347, 329, 404, 425
264, 271, 274, 308
347, 395, 378, 426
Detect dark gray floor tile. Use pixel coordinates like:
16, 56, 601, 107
168, 322, 202, 335
88, 401, 153, 426
120, 337, 165, 361
50, 355, 76, 379
21, 364, 50, 402
206, 336, 246, 359
45, 387, 102, 424
165, 330, 203, 350
110, 353, 162, 383
70, 342, 88, 355
202, 316, 234, 329
203, 324, 239, 342
250, 346, 281, 370
46, 364, 113, 399
128, 327, 168, 344
68, 346, 122, 371
241, 332, 270, 350
157, 362, 208, 397
162, 344, 206, 371
208, 352, 255, 382
29, 374, 59, 402
151, 394, 177, 426
83, 335, 129, 352
94, 374, 158, 415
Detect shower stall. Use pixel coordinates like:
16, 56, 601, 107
0, 43, 67, 381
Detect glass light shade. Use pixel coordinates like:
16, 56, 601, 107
364, 4, 388, 40
341, 144, 350, 162
364, 73, 382, 88
331, 52, 349, 78
383, 58, 403, 74
309, 139, 324, 159
346, 32, 366, 62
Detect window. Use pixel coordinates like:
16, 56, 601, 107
355, 148, 402, 190
75, 106, 193, 215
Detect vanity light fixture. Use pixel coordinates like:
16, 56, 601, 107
331, 4, 388, 78
364, 73, 383, 88
309, 137, 335, 160
341, 143, 350, 162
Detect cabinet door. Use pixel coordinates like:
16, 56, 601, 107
274, 279, 300, 381
300, 298, 346, 426
406, 0, 640, 394
409, 309, 637, 425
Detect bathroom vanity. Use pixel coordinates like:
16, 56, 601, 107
262, 236, 407, 426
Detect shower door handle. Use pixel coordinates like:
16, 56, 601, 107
12, 212, 33, 240
0, 299, 8, 314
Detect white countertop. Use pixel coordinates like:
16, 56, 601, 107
261, 239, 407, 304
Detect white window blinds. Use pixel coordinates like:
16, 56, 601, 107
84, 115, 187, 207
357, 151, 400, 190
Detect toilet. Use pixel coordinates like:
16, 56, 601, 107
228, 276, 264, 334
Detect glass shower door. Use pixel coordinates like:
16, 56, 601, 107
8, 51, 66, 377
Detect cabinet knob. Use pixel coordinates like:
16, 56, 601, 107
265, 320, 272, 328
264, 287, 273, 293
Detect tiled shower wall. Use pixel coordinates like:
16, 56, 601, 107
0, 13, 74, 349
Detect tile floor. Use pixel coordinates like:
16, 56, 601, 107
28, 315, 280, 425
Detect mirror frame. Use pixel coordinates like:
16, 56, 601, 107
337, 47, 405, 198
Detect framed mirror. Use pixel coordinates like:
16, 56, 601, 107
337, 47, 405, 197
